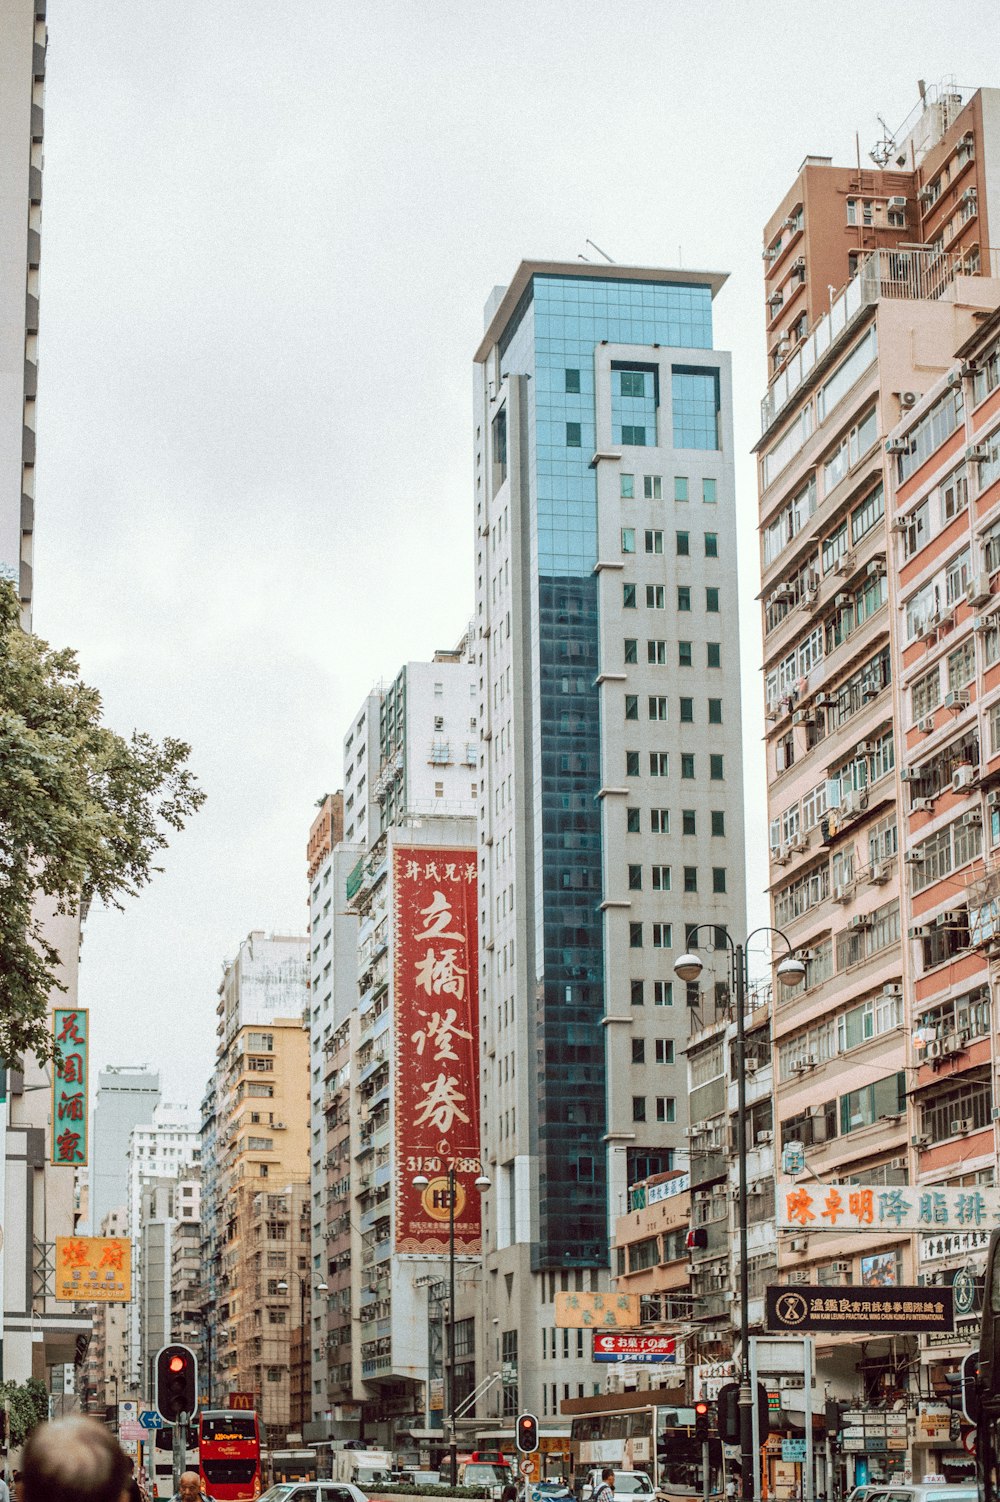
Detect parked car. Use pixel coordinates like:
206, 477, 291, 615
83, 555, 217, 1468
458, 1461, 517, 1499
259, 1484, 370, 1502
847, 1487, 978, 1502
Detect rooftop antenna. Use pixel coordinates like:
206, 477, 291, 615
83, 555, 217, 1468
586, 238, 616, 264
869, 115, 897, 168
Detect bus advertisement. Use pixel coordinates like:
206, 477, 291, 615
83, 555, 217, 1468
198, 1408, 263, 1500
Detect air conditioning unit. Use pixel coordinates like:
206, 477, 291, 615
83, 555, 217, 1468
898, 391, 919, 409
834, 553, 856, 576
967, 443, 991, 463
952, 765, 978, 792
909, 923, 933, 939
942, 1034, 962, 1055
886, 437, 911, 455
912, 796, 936, 813
815, 693, 838, 709
883, 983, 903, 998
858, 740, 877, 755
945, 690, 971, 711
961, 809, 983, 827
911, 1133, 930, 1147
773, 846, 792, 866
789, 1238, 808, 1253
832, 883, 852, 904
987, 790, 1000, 809
835, 592, 851, 608
900, 766, 921, 782
790, 836, 808, 853
792, 709, 815, 727
832, 1259, 852, 1274
889, 195, 908, 209
951, 1118, 973, 1135
867, 558, 886, 578
789, 1270, 810, 1284
756, 1130, 773, 1145
918, 715, 936, 733
868, 863, 890, 885
967, 574, 992, 607
925, 1040, 943, 1059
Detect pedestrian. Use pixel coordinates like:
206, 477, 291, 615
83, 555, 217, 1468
0, 1461, 9, 1502
593, 1469, 616, 1502
123, 1456, 143, 1502
170, 1472, 214, 1502
21, 1416, 132, 1502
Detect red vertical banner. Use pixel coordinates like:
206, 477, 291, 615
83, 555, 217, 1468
393, 847, 481, 1253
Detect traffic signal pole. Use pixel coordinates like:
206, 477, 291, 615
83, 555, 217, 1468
172, 1410, 188, 1495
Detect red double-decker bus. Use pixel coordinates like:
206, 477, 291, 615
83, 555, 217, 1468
198, 1409, 263, 1500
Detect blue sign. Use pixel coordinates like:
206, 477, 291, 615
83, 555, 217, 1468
139, 1411, 166, 1430
782, 1440, 807, 1462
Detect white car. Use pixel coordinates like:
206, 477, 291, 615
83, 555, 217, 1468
258, 1485, 370, 1502
581, 1470, 656, 1502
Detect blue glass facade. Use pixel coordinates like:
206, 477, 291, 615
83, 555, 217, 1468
672, 365, 721, 449
499, 273, 714, 1270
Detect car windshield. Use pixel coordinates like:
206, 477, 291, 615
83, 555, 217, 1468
259, 1490, 294, 1502
615, 1478, 653, 1494
466, 1466, 507, 1482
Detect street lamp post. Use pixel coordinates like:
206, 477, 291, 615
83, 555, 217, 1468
675, 927, 805, 1502
412, 1163, 490, 1485
277, 1272, 328, 1438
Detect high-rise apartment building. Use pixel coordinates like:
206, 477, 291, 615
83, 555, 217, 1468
756, 82, 1000, 1483
473, 262, 747, 1419
89, 1067, 162, 1234
124, 1099, 198, 1387
0, 0, 45, 622
202, 929, 310, 1439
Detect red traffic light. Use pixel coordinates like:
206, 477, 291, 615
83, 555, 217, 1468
695, 1401, 709, 1416
169, 1355, 186, 1373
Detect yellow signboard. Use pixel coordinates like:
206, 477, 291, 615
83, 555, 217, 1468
54, 1237, 131, 1303
554, 1291, 640, 1328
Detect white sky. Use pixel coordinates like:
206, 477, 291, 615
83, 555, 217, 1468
32, 3, 1000, 1105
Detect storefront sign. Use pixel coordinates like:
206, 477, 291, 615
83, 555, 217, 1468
920, 1229, 990, 1263
51, 1008, 89, 1166
54, 1236, 130, 1302
392, 848, 481, 1254
766, 1284, 953, 1333
782, 1440, 806, 1462
555, 1290, 640, 1328
778, 1180, 1000, 1234
694, 1359, 735, 1399
593, 1333, 676, 1363
916, 1403, 952, 1442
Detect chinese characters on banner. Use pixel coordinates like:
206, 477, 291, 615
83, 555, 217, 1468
393, 847, 481, 1254
593, 1333, 677, 1363
54, 1236, 131, 1302
51, 1008, 89, 1166
777, 1179, 1000, 1234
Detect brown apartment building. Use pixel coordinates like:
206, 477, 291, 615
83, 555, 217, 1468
757, 81, 1000, 1490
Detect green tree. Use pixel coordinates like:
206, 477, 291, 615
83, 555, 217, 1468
0, 1376, 50, 1444
0, 579, 206, 1063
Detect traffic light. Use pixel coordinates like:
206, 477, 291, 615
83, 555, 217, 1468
694, 1401, 711, 1442
716, 1384, 739, 1445
516, 1412, 539, 1454
958, 1350, 982, 1424
155, 1343, 198, 1424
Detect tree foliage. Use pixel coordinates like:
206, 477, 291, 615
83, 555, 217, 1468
0, 1376, 50, 1444
0, 579, 206, 1063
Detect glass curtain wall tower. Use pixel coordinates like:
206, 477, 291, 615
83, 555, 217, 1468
473, 262, 746, 1421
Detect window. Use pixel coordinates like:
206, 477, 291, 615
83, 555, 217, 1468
651, 865, 671, 891
711, 810, 725, 836
632, 1097, 647, 1122
627, 806, 641, 833
648, 639, 666, 664
650, 752, 669, 777
681, 753, 695, 779
674, 476, 689, 502
677, 585, 691, 611
644, 475, 662, 500
679, 697, 694, 723
649, 696, 668, 720
702, 477, 717, 503
706, 587, 720, 612
626, 751, 640, 777
631, 979, 644, 1006
712, 867, 727, 893
623, 583, 636, 609
682, 810, 696, 835
565, 368, 580, 393
705, 532, 719, 558
566, 422, 581, 447
684, 867, 698, 893
632, 1037, 645, 1063
677, 531, 690, 556
652, 923, 672, 947
646, 584, 665, 608
656, 1097, 677, 1123
707, 642, 721, 668
672, 366, 720, 449
655, 1038, 675, 1064
625, 695, 638, 720
710, 755, 724, 780
679, 641, 693, 667
645, 530, 663, 554
621, 473, 635, 498
624, 638, 638, 664
630, 923, 643, 948
650, 808, 669, 833
898, 388, 964, 482
708, 698, 722, 724
621, 528, 636, 553
654, 980, 672, 1005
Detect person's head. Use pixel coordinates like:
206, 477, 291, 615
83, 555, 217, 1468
21, 1418, 131, 1502
178, 1474, 202, 1501
602, 1471, 615, 1485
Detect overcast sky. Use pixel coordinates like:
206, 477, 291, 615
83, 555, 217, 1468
32, 3, 1000, 1107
